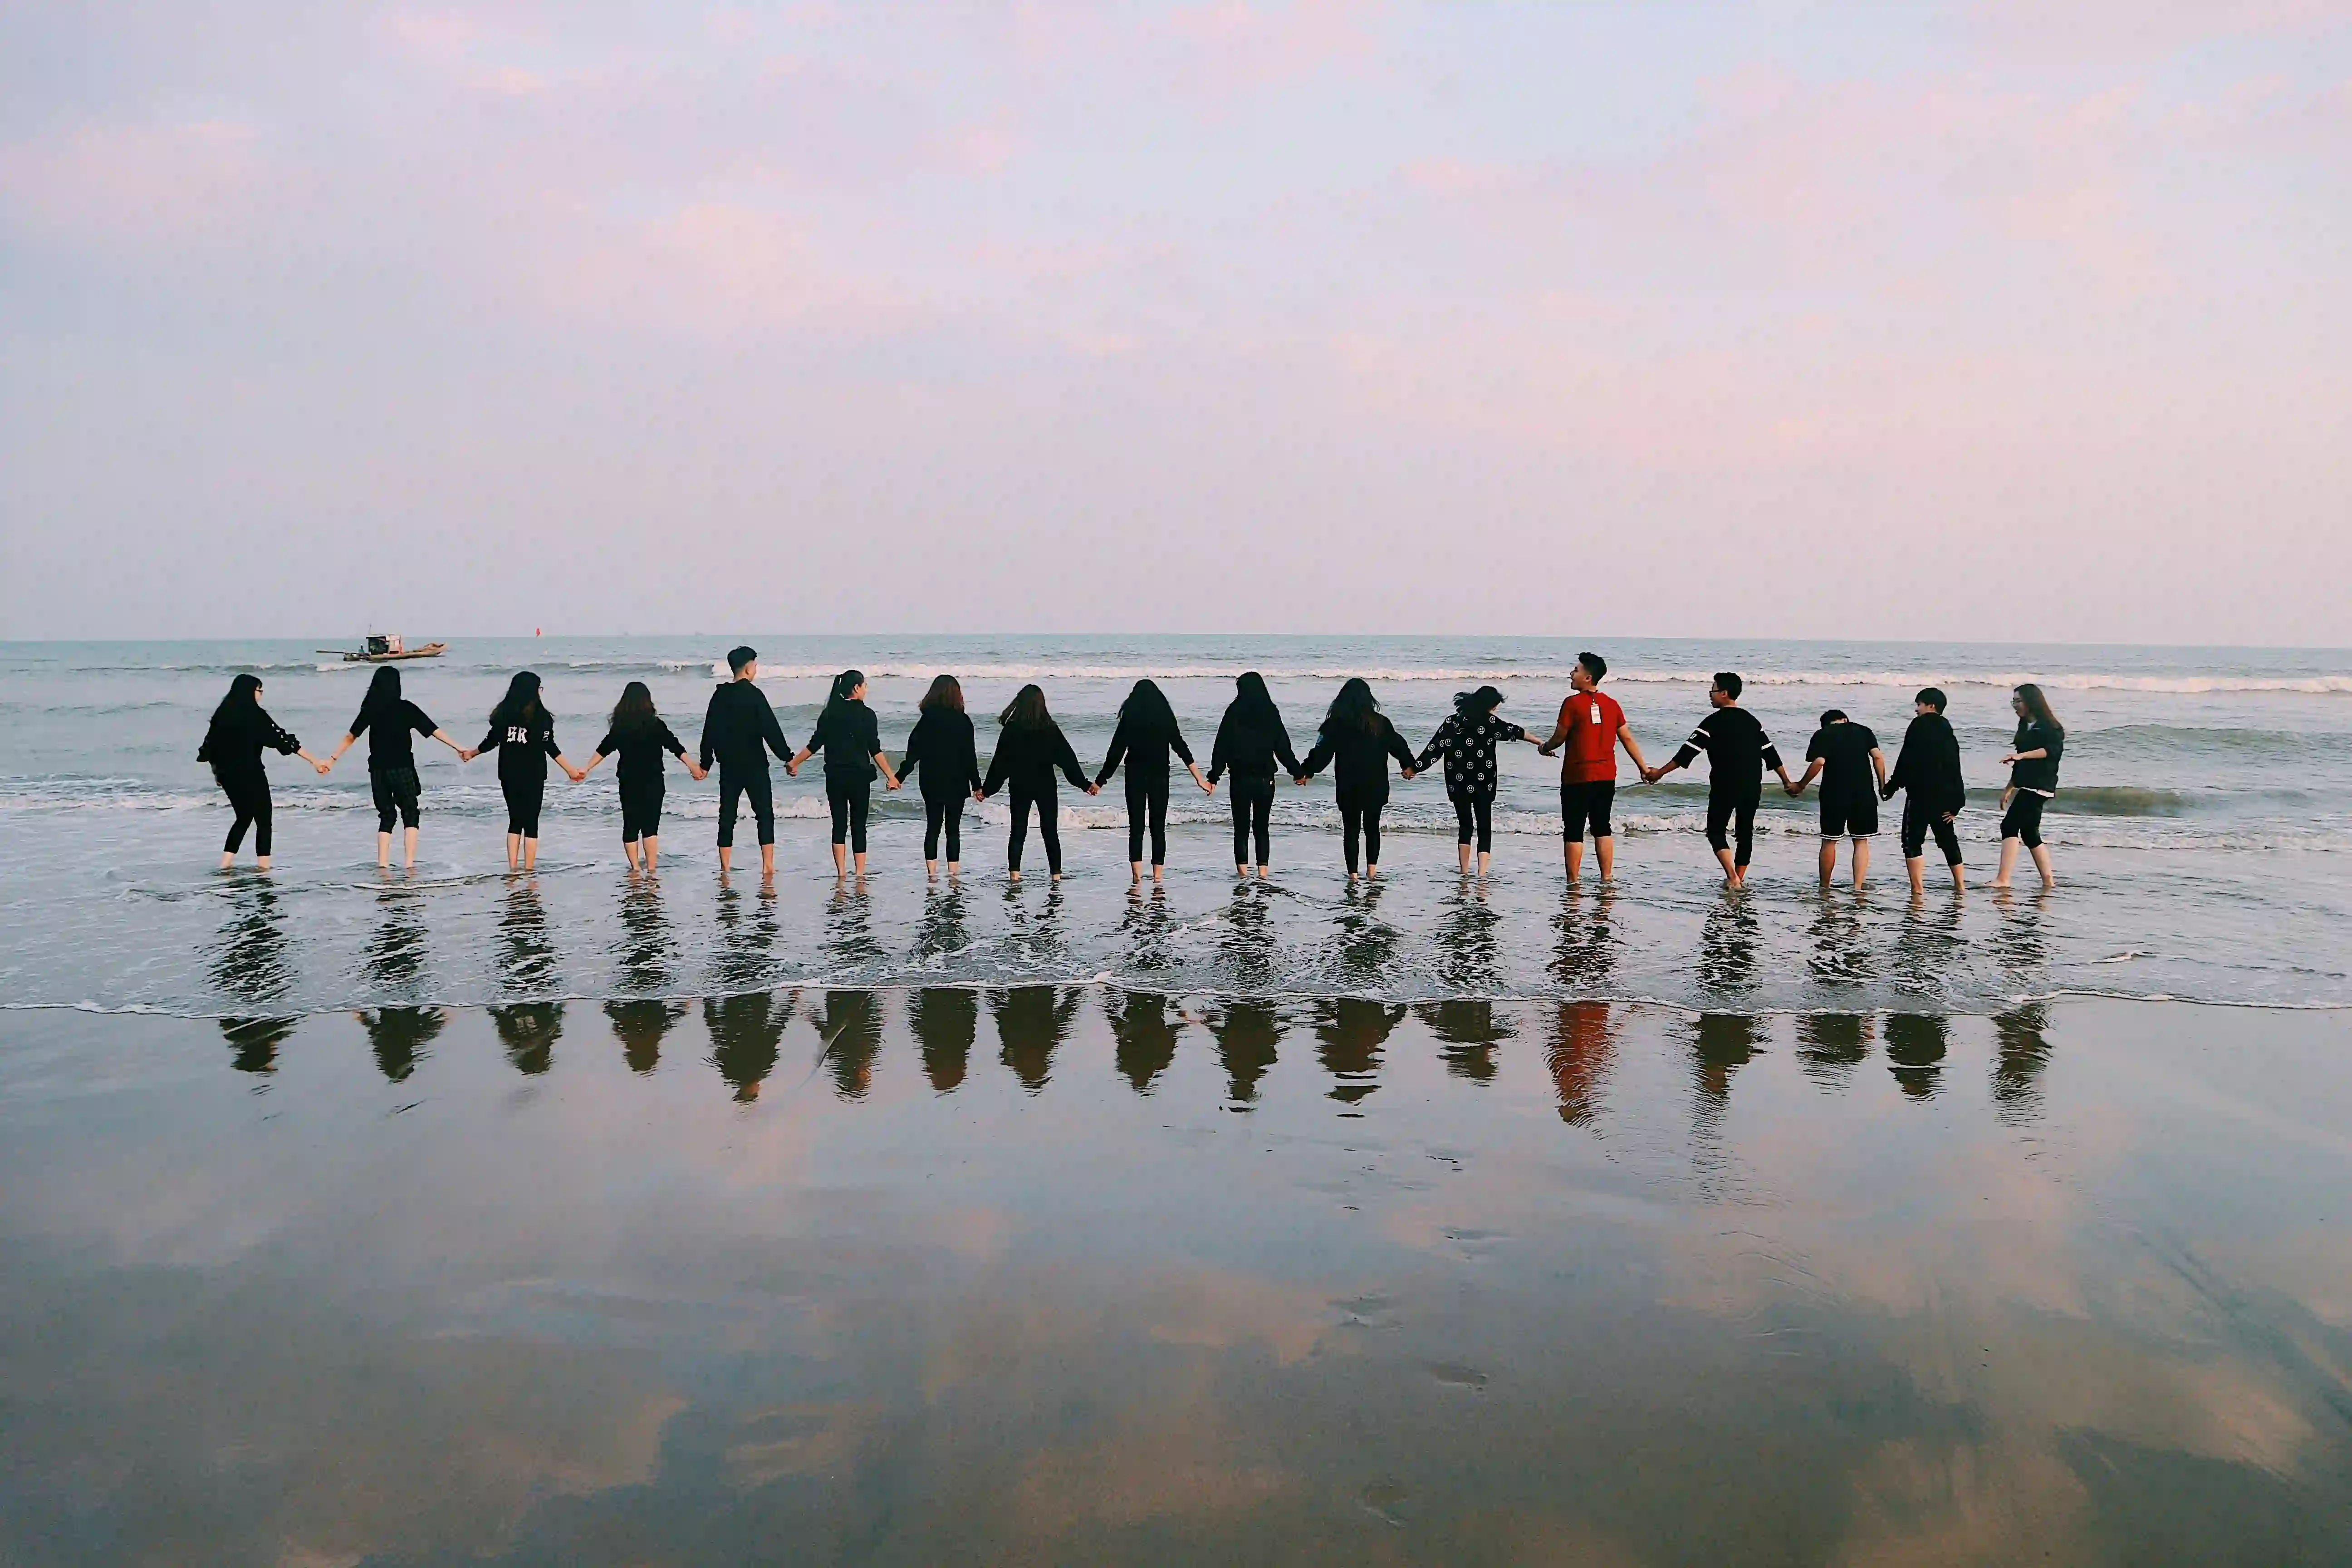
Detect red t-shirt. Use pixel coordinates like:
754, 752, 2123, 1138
1558, 691, 1625, 783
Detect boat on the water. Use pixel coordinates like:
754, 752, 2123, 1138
317, 633, 446, 663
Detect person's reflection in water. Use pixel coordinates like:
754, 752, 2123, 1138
1992, 1002, 2053, 1124
998, 885, 1072, 972
364, 882, 428, 992
913, 883, 972, 966
1330, 877, 1396, 986
1435, 882, 1501, 995
1690, 1013, 1764, 1156
704, 990, 792, 1103
1550, 885, 1618, 992
994, 986, 1080, 1093
497, 878, 557, 994
1314, 997, 1404, 1105
823, 881, 885, 975
604, 999, 686, 1076
1795, 1014, 1873, 1093
1697, 896, 1762, 995
1217, 884, 1277, 995
209, 881, 293, 1009
1547, 1000, 1618, 1127
490, 1002, 564, 1076
220, 1016, 297, 1079
1889, 895, 1966, 1008
1205, 1001, 1282, 1107
354, 1005, 444, 1083
1983, 886, 2053, 995
1108, 990, 1185, 1094
1803, 893, 1873, 989
908, 988, 977, 1093
711, 877, 781, 994
613, 877, 672, 995
1883, 1013, 1950, 1100
811, 990, 882, 1102
1418, 999, 1512, 1085
1116, 884, 1179, 977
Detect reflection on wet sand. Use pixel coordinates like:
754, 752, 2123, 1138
1993, 1002, 2053, 1122
995, 986, 1079, 1093
1804, 892, 1873, 988
1313, 998, 1403, 1105
1116, 884, 1179, 976
912, 884, 971, 965
604, 999, 686, 1076
1546, 1000, 1617, 1126
356, 1005, 445, 1083
705, 990, 791, 1102
1796, 1013, 1873, 1091
823, 883, 883, 973
1883, 1013, 1950, 1100
490, 1002, 564, 1076
1689, 1013, 1764, 1164
710, 880, 779, 993
1890, 895, 1966, 1005
1326, 877, 1396, 984
219, 1014, 296, 1078
1107, 990, 1184, 1093
497, 880, 557, 995
810, 990, 882, 1102
907, 988, 976, 1092
1550, 886, 1617, 992
612, 877, 672, 994
1436, 882, 1501, 994
1697, 894, 1762, 993
1216, 885, 1275, 994
365, 883, 428, 991
210, 880, 291, 1007
1417, 999, 1509, 1084
1205, 1000, 1280, 1106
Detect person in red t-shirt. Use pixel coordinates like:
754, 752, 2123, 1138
1535, 651, 1653, 882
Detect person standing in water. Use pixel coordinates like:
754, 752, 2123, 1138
1097, 678, 1210, 884
788, 669, 902, 881
1416, 685, 1539, 877
1296, 677, 1418, 881
1883, 686, 1967, 897
1536, 652, 1652, 882
198, 673, 330, 871
323, 666, 465, 869
699, 646, 794, 878
461, 671, 584, 872
1788, 708, 1887, 890
1206, 671, 1301, 879
1992, 683, 2064, 890
1644, 672, 1794, 888
980, 684, 1097, 882
579, 681, 705, 873
899, 674, 983, 882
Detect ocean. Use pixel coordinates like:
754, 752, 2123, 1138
2, 633, 2347, 1019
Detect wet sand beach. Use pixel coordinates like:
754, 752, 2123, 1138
5, 994, 2349, 1564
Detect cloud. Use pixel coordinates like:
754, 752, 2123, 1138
0, 119, 264, 247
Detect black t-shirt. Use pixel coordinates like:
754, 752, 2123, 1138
1805, 722, 1879, 802
476, 712, 561, 779
1673, 706, 1782, 796
351, 699, 437, 771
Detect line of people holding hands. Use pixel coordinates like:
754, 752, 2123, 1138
199, 646, 2065, 893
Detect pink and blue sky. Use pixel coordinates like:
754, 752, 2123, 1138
4, 2, 2347, 644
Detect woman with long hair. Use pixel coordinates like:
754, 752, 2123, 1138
579, 681, 705, 872
899, 673, 984, 881
1097, 678, 1211, 884
461, 671, 584, 872
1416, 684, 1537, 877
197, 673, 329, 871
1297, 677, 1418, 881
788, 669, 902, 880
1206, 671, 1301, 879
979, 684, 1097, 882
323, 666, 465, 869
1993, 682, 2066, 890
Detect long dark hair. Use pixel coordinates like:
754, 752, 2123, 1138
999, 683, 1052, 730
823, 668, 865, 730
1230, 671, 1278, 724
1120, 678, 1176, 733
358, 665, 402, 722
920, 674, 964, 714
1453, 684, 1504, 723
609, 680, 657, 731
2014, 682, 2063, 738
489, 670, 546, 729
211, 672, 263, 728
1321, 676, 1380, 736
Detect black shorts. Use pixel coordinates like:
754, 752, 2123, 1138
2000, 792, 2049, 849
1561, 779, 1616, 841
1819, 792, 1878, 838
369, 764, 422, 832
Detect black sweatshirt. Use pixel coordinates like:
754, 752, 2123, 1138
1097, 711, 1196, 787
595, 719, 688, 787
1300, 715, 1417, 807
1670, 706, 1782, 798
475, 711, 562, 781
804, 700, 883, 784
983, 722, 1089, 796
698, 681, 793, 774
349, 699, 438, 771
901, 709, 982, 799
1886, 712, 1966, 813
199, 704, 301, 775
2009, 720, 2064, 794
1207, 705, 1301, 784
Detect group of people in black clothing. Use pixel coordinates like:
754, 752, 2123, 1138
198, 646, 2066, 893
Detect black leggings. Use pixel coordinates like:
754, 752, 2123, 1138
2001, 793, 2048, 849
1452, 795, 1493, 852
923, 791, 964, 862
1126, 774, 1170, 865
502, 772, 545, 838
619, 776, 664, 842
717, 768, 774, 848
1340, 797, 1384, 873
217, 767, 272, 856
371, 765, 421, 833
1901, 798, 1964, 865
1007, 784, 1061, 874
828, 780, 870, 853
1705, 792, 1760, 867
1229, 775, 1274, 867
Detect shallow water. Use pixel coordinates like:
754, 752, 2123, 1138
4, 994, 2349, 1564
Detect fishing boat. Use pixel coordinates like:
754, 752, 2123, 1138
316, 633, 447, 663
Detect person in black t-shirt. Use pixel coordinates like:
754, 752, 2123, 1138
581, 680, 706, 873
788, 669, 902, 882
1992, 682, 2065, 891
461, 671, 586, 873
1788, 708, 1888, 890
323, 666, 466, 868
1643, 671, 1794, 887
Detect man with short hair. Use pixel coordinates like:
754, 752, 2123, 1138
1883, 686, 1966, 897
1644, 671, 1793, 888
699, 646, 794, 877
1535, 651, 1651, 882
1788, 708, 1888, 890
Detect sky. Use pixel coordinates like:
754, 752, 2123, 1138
3, 1, 2349, 646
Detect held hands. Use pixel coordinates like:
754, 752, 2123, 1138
1292, 775, 1309, 787
568, 767, 586, 783
886, 776, 902, 791
314, 760, 332, 775
458, 748, 477, 763
1085, 782, 1101, 796
1784, 779, 1803, 797
784, 760, 799, 777
689, 763, 708, 782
